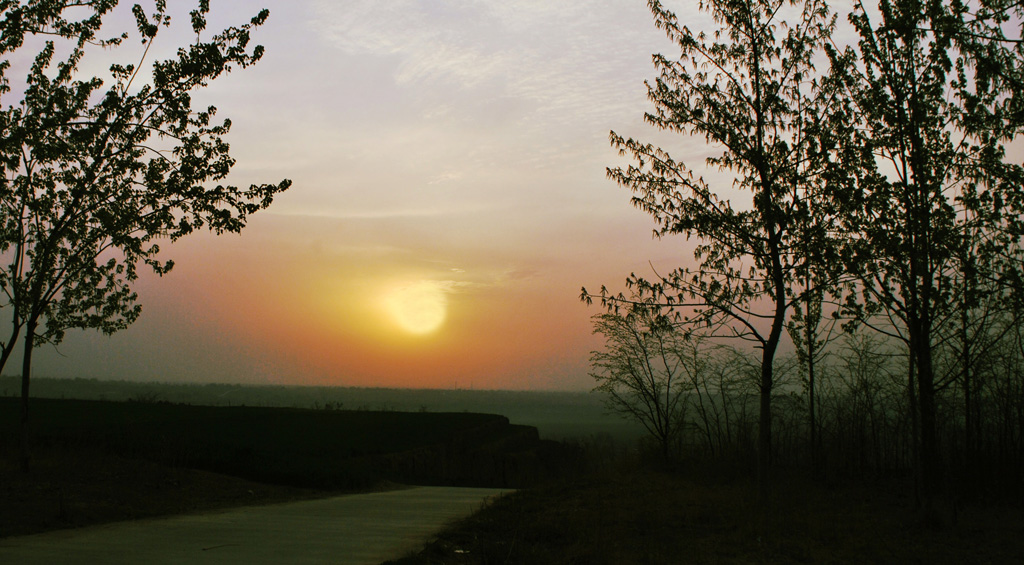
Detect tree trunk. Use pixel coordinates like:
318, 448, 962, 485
19, 319, 36, 473
908, 342, 922, 507
758, 351, 773, 501
758, 294, 785, 502
963, 311, 973, 461
915, 320, 939, 504
808, 343, 819, 476
803, 287, 821, 478
757, 219, 787, 502
0, 326, 20, 381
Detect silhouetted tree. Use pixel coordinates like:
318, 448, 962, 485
589, 306, 693, 461
786, 275, 839, 476
0, 1, 290, 470
684, 340, 758, 459
786, 106, 845, 477
824, 0, 1024, 503
582, 0, 838, 499
938, 216, 1021, 467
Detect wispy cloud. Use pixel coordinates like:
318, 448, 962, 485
310, 1, 672, 132
427, 171, 464, 185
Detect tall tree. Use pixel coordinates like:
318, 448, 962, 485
825, 0, 1024, 502
0, 1, 291, 470
582, 0, 838, 498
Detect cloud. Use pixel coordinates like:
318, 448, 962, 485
427, 171, 464, 185
310, 0, 670, 132
268, 207, 475, 220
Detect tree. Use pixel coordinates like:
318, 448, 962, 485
0, 1, 291, 470
582, 0, 838, 498
785, 264, 840, 476
589, 306, 694, 461
940, 213, 1021, 466
824, 0, 1024, 503
684, 337, 758, 459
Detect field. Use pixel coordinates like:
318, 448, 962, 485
390, 463, 1024, 564
3, 382, 1023, 563
0, 376, 645, 443
0, 395, 565, 538
1, 443, 320, 538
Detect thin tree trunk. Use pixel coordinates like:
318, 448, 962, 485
0, 325, 20, 379
963, 306, 973, 462
916, 320, 939, 505
759, 283, 786, 501
758, 353, 773, 501
803, 281, 820, 478
808, 340, 818, 475
19, 319, 36, 473
960, 245, 975, 468
908, 342, 921, 508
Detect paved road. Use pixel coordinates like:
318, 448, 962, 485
0, 486, 510, 564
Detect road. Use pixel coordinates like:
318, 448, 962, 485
0, 486, 510, 564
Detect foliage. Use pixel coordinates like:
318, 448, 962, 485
823, 0, 1024, 499
584, 0, 839, 496
0, 0, 290, 469
0, 0, 289, 364
587, 0, 1024, 508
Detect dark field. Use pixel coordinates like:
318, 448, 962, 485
1, 444, 322, 538
0, 396, 564, 538
0, 376, 646, 443
393, 464, 1024, 564
3, 393, 1023, 563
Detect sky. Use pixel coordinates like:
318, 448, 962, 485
15, 0, 704, 390
13, 0, 993, 391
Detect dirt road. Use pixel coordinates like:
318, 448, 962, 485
0, 486, 509, 564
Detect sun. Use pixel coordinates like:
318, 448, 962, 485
383, 281, 448, 335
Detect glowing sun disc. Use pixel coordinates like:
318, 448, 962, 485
384, 281, 447, 335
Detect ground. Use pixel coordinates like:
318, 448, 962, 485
3, 439, 1023, 564
391, 461, 1024, 564
0, 446, 332, 538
